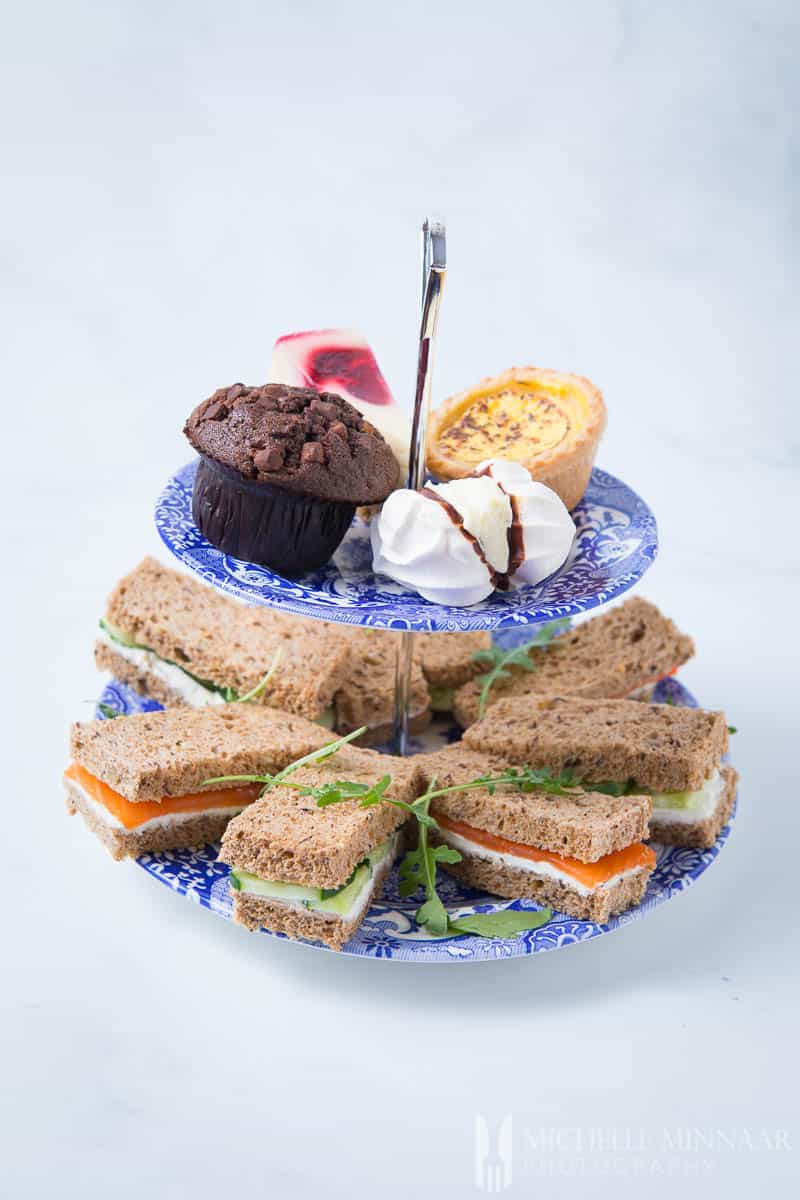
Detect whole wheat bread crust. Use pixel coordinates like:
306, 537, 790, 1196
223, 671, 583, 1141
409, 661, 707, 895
231, 851, 395, 950
437, 850, 652, 924
463, 695, 728, 792
65, 779, 243, 860
102, 557, 350, 718
650, 765, 738, 850
453, 597, 695, 727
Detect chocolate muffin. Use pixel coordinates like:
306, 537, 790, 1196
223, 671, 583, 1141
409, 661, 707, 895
184, 382, 398, 574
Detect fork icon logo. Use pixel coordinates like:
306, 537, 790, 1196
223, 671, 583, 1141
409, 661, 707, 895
475, 1114, 513, 1191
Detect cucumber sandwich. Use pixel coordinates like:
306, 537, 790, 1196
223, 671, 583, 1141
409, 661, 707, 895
462, 694, 738, 850
95, 557, 351, 720
219, 745, 424, 950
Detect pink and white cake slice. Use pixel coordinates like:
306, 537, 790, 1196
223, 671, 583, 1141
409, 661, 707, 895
270, 329, 409, 482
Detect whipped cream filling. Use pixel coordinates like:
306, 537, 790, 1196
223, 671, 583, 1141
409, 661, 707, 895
649, 769, 725, 827
371, 458, 575, 607
437, 827, 646, 896
97, 629, 226, 707
68, 778, 247, 832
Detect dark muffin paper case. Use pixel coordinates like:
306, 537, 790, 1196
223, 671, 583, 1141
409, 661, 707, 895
192, 455, 356, 575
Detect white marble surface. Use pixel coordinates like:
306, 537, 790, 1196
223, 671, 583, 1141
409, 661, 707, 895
2, 2, 798, 1197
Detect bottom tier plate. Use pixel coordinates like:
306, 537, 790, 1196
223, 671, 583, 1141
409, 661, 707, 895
95, 674, 735, 962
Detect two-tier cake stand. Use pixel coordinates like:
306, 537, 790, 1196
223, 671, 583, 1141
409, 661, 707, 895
102, 221, 733, 960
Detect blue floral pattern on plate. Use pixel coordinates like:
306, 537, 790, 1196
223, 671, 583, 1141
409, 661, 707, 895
154, 460, 658, 631
97, 674, 734, 963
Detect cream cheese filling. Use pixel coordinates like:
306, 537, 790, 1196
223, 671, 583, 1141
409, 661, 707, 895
437, 828, 646, 896
68, 778, 247, 833
97, 629, 226, 707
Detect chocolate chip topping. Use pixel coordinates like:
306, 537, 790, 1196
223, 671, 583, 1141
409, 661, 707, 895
184, 382, 398, 505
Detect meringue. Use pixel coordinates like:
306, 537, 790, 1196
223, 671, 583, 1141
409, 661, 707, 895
370, 458, 576, 606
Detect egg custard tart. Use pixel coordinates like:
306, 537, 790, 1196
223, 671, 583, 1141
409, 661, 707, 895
427, 367, 606, 510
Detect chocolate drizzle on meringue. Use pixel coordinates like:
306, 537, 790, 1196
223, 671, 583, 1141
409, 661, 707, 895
420, 472, 525, 593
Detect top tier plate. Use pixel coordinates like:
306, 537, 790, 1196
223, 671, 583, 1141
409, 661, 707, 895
155, 460, 657, 632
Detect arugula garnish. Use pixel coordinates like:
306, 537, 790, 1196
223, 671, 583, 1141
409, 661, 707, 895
312, 761, 571, 939
448, 907, 553, 938
229, 649, 283, 704
472, 619, 571, 717
211, 734, 566, 939
97, 701, 121, 720
202, 727, 367, 796
587, 778, 639, 797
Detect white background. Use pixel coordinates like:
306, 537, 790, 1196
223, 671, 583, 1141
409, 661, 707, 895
2, 2, 798, 1196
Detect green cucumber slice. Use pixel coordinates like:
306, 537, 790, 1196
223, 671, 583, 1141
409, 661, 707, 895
230, 870, 323, 902
650, 789, 694, 810
315, 864, 371, 915
98, 618, 149, 651
367, 838, 392, 869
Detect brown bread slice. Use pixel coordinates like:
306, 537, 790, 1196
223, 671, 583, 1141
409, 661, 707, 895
453, 597, 695, 727
650, 765, 738, 850
435, 852, 653, 924
231, 850, 397, 950
102, 557, 350, 718
70, 705, 334, 802
219, 746, 422, 889
463, 695, 728, 793
334, 628, 431, 744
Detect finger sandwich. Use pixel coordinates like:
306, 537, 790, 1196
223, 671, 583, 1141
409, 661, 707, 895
452, 597, 695, 727
219, 747, 423, 950
95, 557, 350, 720
64, 705, 333, 860
463, 695, 737, 850
416, 747, 656, 923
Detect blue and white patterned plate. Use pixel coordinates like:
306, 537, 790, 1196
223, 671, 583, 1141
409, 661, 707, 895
155, 460, 658, 632
97, 673, 735, 962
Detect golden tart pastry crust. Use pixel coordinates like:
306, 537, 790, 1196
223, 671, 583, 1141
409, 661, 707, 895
427, 366, 606, 510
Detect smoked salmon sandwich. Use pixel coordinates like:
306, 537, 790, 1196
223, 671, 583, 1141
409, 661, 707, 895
415, 747, 656, 924
64, 705, 334, 860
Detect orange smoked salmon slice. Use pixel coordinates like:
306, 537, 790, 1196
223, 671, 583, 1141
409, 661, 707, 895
64, 763, 260, 830
435, 815, 656, 889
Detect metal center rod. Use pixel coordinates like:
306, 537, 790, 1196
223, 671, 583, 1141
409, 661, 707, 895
392, 220, 446, 755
